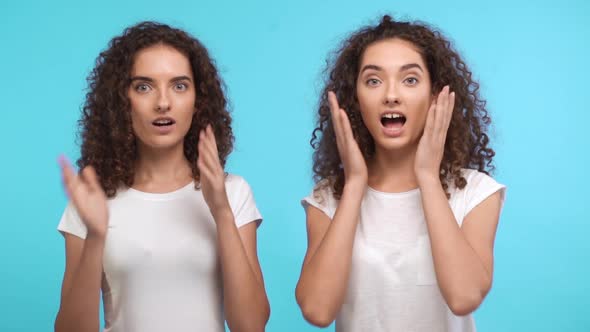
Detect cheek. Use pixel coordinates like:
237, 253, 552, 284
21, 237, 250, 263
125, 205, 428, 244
408, 92, 432, 125
356, 89, 379, 124
129, 111, 147, 139
179, 100, 196, 133
128, 96, 151, 123
356, 87, 376, 109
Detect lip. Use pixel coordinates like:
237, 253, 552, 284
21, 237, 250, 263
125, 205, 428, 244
151, 117, 176, 135
379, 110, 406, 138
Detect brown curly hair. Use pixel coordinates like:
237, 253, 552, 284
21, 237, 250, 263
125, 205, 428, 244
77, 21, 233, 197
311, 15, 495, 199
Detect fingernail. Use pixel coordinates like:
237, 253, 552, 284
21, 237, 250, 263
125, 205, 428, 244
58, 154, 70, 167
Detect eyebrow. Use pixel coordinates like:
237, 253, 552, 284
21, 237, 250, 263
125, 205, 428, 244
130, 75, 193, 83
360, 63, 424, 74
399, 63, 424, 73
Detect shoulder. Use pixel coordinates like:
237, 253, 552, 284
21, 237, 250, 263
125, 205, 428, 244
447, 169, 503, 194
301, 178, 338, 219
448, 168, 507, 223
225, 173, 250, 193
461, 168, 505, 194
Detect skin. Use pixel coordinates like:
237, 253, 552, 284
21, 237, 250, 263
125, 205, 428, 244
55, 44, 269, 332
296, 38, 503, 326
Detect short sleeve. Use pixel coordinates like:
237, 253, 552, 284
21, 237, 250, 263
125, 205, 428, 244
57, 202, 88, 239
301, 181, 337, 219
227, 175, 263, 228
463, 170, 507, 217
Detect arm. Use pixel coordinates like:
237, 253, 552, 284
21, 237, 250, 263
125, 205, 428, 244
295, 181, 365, 327
55, 234, 105, 332
216, 214, 270, 332
415, 86, 502, 315
55, 159, 109, 332
198, 125, 269, 332
295, 92, 368, 327
418, 176, 502, 315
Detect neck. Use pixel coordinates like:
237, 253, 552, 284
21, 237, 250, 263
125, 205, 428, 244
133, 142, 193, 193
368, 144, 419, 193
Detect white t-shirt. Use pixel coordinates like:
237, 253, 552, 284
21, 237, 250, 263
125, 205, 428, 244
302, 169, 506, 332
57, 174, 262, 332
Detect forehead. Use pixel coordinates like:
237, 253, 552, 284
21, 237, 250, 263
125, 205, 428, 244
360, 38, 426, 69
131, 44, 192, 77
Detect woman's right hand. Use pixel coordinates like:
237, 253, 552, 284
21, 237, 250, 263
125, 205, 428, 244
59, 156, 109, 239
328, 91, 368, 186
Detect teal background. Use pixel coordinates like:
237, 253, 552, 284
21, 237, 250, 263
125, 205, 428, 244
1, 0, 588, 331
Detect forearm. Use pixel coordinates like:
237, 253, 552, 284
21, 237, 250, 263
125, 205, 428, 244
296, 182, 365, 325
55, 235, 104, 332
215, 211, 269, 332
418, 176, 491, 314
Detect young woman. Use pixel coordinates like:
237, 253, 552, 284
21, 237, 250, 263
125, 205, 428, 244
296, 15, 506, 331
55, 22, 269, 332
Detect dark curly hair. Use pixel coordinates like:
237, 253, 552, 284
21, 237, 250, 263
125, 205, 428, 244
311, 15, 495, 199
77, 21, 233, 197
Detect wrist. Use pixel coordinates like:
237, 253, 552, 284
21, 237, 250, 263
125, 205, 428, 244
343, 179, 367, 199
86, 223, 108, 240
86, 231, 107, 246
211, 206, 234, 223
416, 172, 442, 189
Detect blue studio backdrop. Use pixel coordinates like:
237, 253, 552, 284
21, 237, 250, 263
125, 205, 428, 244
0, 0, 588, 331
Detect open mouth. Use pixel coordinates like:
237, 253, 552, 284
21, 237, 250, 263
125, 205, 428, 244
152, 118, 176, 127
380, 113, 406, 130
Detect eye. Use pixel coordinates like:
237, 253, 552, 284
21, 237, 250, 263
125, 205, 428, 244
174, 82, 189, 91
135, 83, 151, 93
366, 78, 381, 87
403, 77, 419, 86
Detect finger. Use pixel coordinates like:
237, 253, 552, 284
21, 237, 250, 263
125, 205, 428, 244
199, 146, 221, 174
423, 100, 436, 138
58, 155, 82, 197
82, 166, 101, 193
443, 91, 455, 132
198, 130, 216, 161
197, 157, 215, 183
206, 125, 219, 153
204, 127, 221, 162
198, 138, 222, 176
327, 91, 341, 113
328, 91, 344, 141
199, 132, 221, 171
436, 87, 451, 136
339, 108, 355, 142
447, 91, 455, 117
435, 86, 449, 132
58, 155, 75, 185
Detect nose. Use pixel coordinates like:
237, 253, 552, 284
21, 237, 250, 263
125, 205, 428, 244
156, 90, 171, 113
383, 81, 401, 106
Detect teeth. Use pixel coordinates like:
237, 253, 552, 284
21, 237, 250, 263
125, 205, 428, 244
154, 119, 172, 124
382, 113, 403, 119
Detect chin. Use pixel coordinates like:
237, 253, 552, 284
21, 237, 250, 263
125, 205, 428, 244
144, 137, 185, 150
374, 135, 415, 152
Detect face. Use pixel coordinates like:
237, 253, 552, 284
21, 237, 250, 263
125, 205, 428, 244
356, 38, 433, 152
128, 44, 196, 152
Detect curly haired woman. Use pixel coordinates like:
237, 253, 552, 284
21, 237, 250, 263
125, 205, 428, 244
54, 22, 269, 332
296, 15, 506, 332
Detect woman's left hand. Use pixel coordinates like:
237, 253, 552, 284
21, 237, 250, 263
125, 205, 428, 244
198, 124, 231, 220
414, 85, 455, 183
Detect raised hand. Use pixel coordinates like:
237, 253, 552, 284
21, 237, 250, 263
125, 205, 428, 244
59, 156, 109, 238
197, 125, 231, 220
414, 85, 456, 182
328, 91, 368, 186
